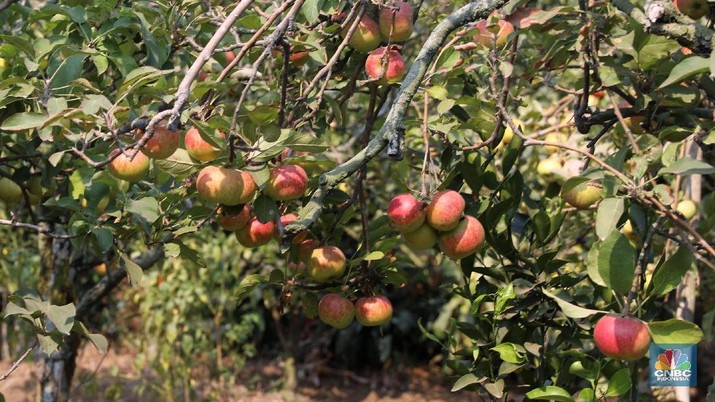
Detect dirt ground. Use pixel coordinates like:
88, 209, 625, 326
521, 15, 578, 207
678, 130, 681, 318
0, 343, 470, 402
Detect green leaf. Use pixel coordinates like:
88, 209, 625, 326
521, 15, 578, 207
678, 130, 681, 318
154, 149, 197, 178
126, 197, 160, 223
363, 251, 385, 261
236, 274, 267, 300
46, 303, 76, 335
0, 112, 47, 131
37, 334, 59, 355
253, 195, 279, 224
525, 386, 574, 401
576, 388, 595, 402
491, 343, 526, 364
593, 232, 636, 295
542, 289, 601, 318
484, 380, 504, 398
417, 317, 442, 345
606, 368, 631, 397
649, 319, 704, 344
659, 56, 709, 88
658, 157, 715, 176
119, 251, 143, 287
494, 283, 515, 315
650, 246, 693, 297
569, 358, 598, 381
451, 373, 482, 392
92, 228, 113, 254
74, 321, 108, 354
596, 197, 624, 241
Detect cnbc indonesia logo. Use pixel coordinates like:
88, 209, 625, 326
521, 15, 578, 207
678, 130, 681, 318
652, 348, 693, 384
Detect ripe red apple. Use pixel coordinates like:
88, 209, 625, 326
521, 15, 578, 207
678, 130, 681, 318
593, 315, 650, 360
355, 295, 393, 327
439, 215, 485, 260
563, 180, 603, 210
276, 213, 307, 243
216, 205, 250, 231
474, 18, 514, 48
185, 127, 224, 162
296, 238, 320, 263
674, 0, 709, 19
387, 193, 425, 233
402, 223, 438, 250
108, 149, 150, 183
318, 294, 355, 329
341, 15, 382, 53
0, 177, 23, 204
426, 190, 465, 231
236, 216, 276, 247
196, 166, 245, 206
237, 170, 257, 204
379, 1, 413, 42
264, 164, 308, 201
307, 246, 346, 282
136, 124, 179, 159
365, 46, 406, 84
225, 51, 236, 65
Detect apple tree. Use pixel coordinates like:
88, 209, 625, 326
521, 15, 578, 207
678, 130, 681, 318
0, 0, 713, 401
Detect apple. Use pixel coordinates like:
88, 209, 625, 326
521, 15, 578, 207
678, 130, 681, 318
225, 51, 236, 65
563, 180, 603, 210
675, 199, 698, 220
296, 238, 320, 263
25, 177, 43, 205
622, 220, 638, 243
198, 71, 210, 82
107, 149, 150, 183
185, 127, 224, 162
593, 315, 650, 360
537, 157, 563, 177
355, 295, 393, 327
307, 246, 346, 282
136, 124, 180, 159
365, 46, 406, 84
402, 223, 438, 250
674, 0, 709, 19
544, 132, 568, 154
196, 166, 245, 206
496, 118, 522, 151
216, 205, 251, 231
276, 213, 307, 243
237, 170, 257, 204
318, 294, 355, 329
439, 215, 485, 260
387, 193, 425, 233
379, 1, 413, 42
288, 50, 310, 66
473, 18, 514, 48
426, 190, 465, 231
264, 164, 308, 201
0, 177, 23, 204
341, 15, 382, 53
236, 216, 276, 247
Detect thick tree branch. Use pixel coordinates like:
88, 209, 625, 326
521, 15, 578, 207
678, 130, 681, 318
285, 0, 509, 236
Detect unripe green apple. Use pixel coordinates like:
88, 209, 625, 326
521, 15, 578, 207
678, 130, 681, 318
264, 164, 308, 201
318, 293, 355, 329
563, 180, 603, 210
593, 315, 650, 361
537, 157, 563, 177
387, 193, 425, 233
307, 246, 346, 282
674, 0, 709, 19
379, 1, 413, 42
675, 199, 698, 220
402, 223, 437, 250
107, 149, 150, 183
136, 124, 180, 159
544, 132, 567, 154
439, 215, 485, 260
355, 295, 393, 327
185, 127, 224, 162
0, 177, 23, 204
365, 46, 406, 84
196, 166, 245, 206
236, 216, 276, 247
341, 15, 382, 53
426, 190, 465, 231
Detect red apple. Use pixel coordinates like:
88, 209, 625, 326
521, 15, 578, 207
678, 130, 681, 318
296, 238, 320, 263
355, 295, 393, 327
563, 180, 603, 210
185, 127, 224, 162
387, 193, 425, 233
593, 315, 651, 360
402, 223, 438, 251
379, 1, 413, 42
196, 166, 245, 206
237, 170, 257, 204
439, 215, 485, 260
341, 15, 382, 53
236, 216, 276, 247
674, 0, 709, 19
276, 213, 307, 243
307, 246, 346, 282
264, 164, 308, 201
474, 18, 514, 48
108, 149, 150, 183
289, 50, 310, 66
136, 124, 179, 159
216, 205, 250, 231
426, 190, 465, 231
365, 46, 406, 84
0, 177, 23, 204
318, 293, 355, 329
225, 51, 236, 65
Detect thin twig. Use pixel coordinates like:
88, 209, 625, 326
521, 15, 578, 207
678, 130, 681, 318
0, 342, 37, 382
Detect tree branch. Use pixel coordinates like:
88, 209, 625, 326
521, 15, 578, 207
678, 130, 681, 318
285, 0, 509, 236
0, 341, 37, 382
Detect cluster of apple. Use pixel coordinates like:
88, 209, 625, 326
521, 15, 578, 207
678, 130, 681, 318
318, 293, 393, 329
387, 190, 485, 259
340, 2, 413, 84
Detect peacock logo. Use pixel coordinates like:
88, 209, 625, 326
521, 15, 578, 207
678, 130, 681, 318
655, 349, 691, 371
